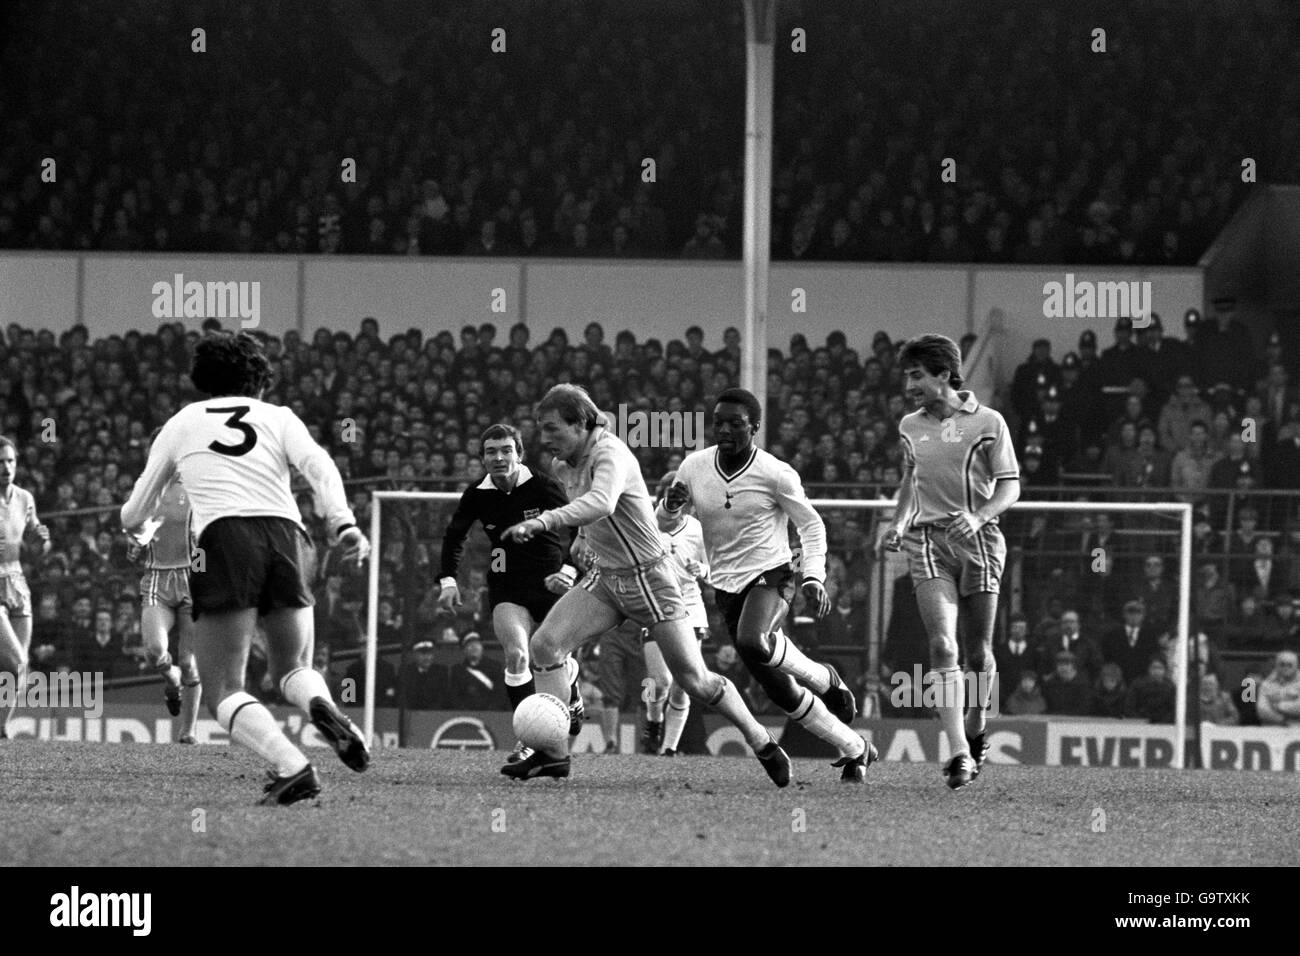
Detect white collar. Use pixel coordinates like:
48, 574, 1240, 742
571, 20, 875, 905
477, 464, 534, 491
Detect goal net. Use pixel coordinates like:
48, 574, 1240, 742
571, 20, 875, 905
364, 491, 1192, 768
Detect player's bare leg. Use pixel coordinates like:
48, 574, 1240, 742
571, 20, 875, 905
649, 617, 791, 787
960, 591, 998, 775
176, 609, 201, 743
735, 588, 870, 780
0, 611, 31, 738
192, 608, 321, 804
264, 606, 369, 773
142, 605, 183, 717
914, 578, 974, 789
641, 636, 671, 753
503, 587, 622, 779
495, 602, 580, 758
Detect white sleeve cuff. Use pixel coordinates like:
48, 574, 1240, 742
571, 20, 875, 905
439, 577, 457, 590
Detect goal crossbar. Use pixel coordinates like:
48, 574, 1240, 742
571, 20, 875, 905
364, 492, 1192, 769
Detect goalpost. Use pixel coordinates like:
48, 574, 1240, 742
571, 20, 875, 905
364, 492, 1192, 769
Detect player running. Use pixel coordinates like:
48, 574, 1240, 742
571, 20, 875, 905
658, 388, 876, 783
883, 334, 1020, 790
437, 422, 584, 762
640, 474, 709, 756
122, 331, 372, 805
126, 457, 202, 743
0, 437, 51, 739
499, 384, 792, 786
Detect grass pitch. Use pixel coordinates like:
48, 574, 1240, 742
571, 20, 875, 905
3, 741, 1295, 866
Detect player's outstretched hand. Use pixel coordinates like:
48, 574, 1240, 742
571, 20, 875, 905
437, 583, 462, 612
125, 539, 143, 564
802, 579, 831, 619
544, 566, 576, 594
502, 518, 542, 543
879, 526, 903, 555
684, 558, 704, 579
339, 527, 371, 567
36, 522, 52, 553
946, 510, 983, 541
664, 481, 691, 512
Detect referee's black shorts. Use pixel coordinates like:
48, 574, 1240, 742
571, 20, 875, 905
190, 516, 315, 620
487, 579, 560, 624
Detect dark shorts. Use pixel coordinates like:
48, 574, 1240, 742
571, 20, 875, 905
190, 516, 315, 620
488, 580, 560, 624
713, 563, 798, 642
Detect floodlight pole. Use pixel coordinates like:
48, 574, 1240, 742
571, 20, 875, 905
742, 0, 776, 446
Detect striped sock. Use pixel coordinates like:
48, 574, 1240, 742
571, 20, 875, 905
504, 670, 535, 710
767, 629, 831, 694
789, 688, 864, 758
217, 691, 308, 777
645, 686, 668, 722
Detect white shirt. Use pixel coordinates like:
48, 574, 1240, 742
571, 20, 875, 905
659, 512, 709, 628
121, 396, 355, 541
660, 445, 827, 594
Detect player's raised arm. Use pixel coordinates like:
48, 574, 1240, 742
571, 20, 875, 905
538, 476, 579, 590
280, 407, 357, 540
773, 464, 831, 617
121, 424, 179, 534
656, 478, 692, 530
536, 445, 625, 531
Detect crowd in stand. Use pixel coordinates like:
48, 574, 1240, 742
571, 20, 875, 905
5, 306, 1300, 726
5, 0, 1298, 265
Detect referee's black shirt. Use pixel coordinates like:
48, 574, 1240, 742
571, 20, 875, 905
437, 465, 571, 584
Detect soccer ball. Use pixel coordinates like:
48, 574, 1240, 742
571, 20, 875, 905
512, 693, 570, 753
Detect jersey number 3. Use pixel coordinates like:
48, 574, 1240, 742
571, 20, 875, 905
206, 406, 258, 456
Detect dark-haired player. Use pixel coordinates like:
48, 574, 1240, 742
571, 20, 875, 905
659, 388, 875, 782
500, 384, 791, 786
122, 331, 371, 805
0, 436, 51, 739
437, 423, 583, 762
883, 334, 1020, 790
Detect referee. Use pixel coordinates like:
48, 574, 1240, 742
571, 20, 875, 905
436, 423, 582, 761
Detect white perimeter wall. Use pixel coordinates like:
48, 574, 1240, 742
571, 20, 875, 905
0, 252, 1202, 365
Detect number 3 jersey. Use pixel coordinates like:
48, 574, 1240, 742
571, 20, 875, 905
121, 396, 356, 541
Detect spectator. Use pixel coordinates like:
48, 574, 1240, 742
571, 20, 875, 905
1170, 420, 1220, 502
1090, 662, 1127, 717
1042, 651, 1093, 715
1004, 670, 1047, 716
1197, 672, 1239, 725
398, 640, 447, 710
1034, 607, 1104, 683
72, 609, 128, 680
446, 631, 506, 711
1102, 599, 1162, 683
1192, 562, 1236, 636
1125, 656, 1177, 723
1233, 536, 1284, 603
995, 611, 1038, 708
1129, 555, 1176, 637
1158, 377, 1213, 453
1256, 650, 1300, 726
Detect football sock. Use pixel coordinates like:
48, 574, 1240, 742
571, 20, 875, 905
279, 666, 332, 713
965, 659, 997, 737
1, 666, 21, 732
600, 707, 619, 748
216, 691, 308, 777
790, 687, 865, 758
532, 659, 570, 702
504, 669, 535, 710
929, 666, 969, 758
180, 678, 202, 738
645, 685, 668, 722
662, 685, 690, 752
707, 676, 770, 751
767, 629, 831, 695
